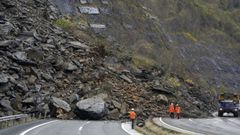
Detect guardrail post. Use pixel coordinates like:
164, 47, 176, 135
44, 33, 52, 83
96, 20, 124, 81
25, 117, 27, 123
39, 113, 41, 119
44, 112, 47, 119
32, 113, 34, 121
13, 120, 15, 126
3, 121, 5, 128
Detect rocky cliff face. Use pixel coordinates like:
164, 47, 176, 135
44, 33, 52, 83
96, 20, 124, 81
0, 0, 224, 120
51, 0, 240, 91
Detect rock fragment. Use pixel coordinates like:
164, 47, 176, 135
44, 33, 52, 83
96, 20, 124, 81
68, 41, 90, 51
0, 22, 14, 36
120, 75, 133, 83
79, 6, 100, 15
10, 52, 37, 66
0, 74, 9, 84
49, 97, 71, 113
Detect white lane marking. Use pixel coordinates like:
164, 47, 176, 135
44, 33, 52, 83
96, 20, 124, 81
20, 120, 58, 135
78, 121, 90, 132
121, 123, 129, 134
189, 118, 193, 122
159, 118, 204, 135
79, 126, 83, 131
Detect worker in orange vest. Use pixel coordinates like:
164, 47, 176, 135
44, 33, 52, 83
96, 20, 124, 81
175, 104, 181, 119
129, 108, 136, 129
169, 103, 175, 118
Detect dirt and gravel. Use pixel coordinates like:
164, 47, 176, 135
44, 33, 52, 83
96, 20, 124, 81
0, 0, 219, 121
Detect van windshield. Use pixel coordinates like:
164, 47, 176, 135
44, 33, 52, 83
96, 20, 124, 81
220, 102, 236, 108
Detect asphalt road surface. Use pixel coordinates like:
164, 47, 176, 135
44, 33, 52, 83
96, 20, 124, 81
2, 116, 240, 135
155, 116, 240, 135
0, 120, 129, 135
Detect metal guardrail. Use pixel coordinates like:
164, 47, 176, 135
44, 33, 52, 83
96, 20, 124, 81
0, 113, 48, 129
0, 114, 28, 122
0, 114, 30, 129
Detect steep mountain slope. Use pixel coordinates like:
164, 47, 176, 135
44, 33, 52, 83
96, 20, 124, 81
139, 0, 240, 91
52, 0, 240, 91
1, 0, 239, 120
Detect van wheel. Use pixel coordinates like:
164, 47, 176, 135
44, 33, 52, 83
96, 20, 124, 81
218, 112, 223, 117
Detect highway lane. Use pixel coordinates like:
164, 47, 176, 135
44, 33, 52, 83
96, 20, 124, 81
0, 120, 129, 135
82, 121, 128, 135
0, 120, 50, 135
154, 117, 240, 135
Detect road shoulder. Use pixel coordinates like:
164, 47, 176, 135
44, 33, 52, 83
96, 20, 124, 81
121, 122, 142, 135
0, 120, 52, 135
153, 118, 203, 135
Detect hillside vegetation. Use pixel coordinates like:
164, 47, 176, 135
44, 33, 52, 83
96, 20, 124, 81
60, 0, 240, 91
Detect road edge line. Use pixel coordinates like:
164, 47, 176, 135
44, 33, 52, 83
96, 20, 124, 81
78, 121, 90, 131
20, 120, 58, 135
121, 123, 142, 135
159, 118, 204, 135
121, 123, 132, 135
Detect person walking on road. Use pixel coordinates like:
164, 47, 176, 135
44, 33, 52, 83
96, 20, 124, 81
175, 104, 181, 119
169, 103, 175, 118
129, 108, 136, 129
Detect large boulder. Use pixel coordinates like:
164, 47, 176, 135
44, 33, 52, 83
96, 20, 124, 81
75, 94, 108, 119
49, 97, 71, 117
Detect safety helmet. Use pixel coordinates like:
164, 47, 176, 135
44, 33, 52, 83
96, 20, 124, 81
131, 108, 134, 111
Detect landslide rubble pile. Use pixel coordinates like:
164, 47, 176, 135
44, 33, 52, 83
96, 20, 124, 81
0, 0, 217, 120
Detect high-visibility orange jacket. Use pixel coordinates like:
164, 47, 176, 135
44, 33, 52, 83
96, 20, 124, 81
175, 106, 181, 114
169, 104, 174, 113
129, 111, 136, 120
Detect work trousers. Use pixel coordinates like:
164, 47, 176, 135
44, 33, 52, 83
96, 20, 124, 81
131, 119, 135, 129
176, 113, 180, 119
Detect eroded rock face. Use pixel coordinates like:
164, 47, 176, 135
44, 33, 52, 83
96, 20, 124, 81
0, 0, 85, 116
75, 95, 108, 119
0, 0, 218, 119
